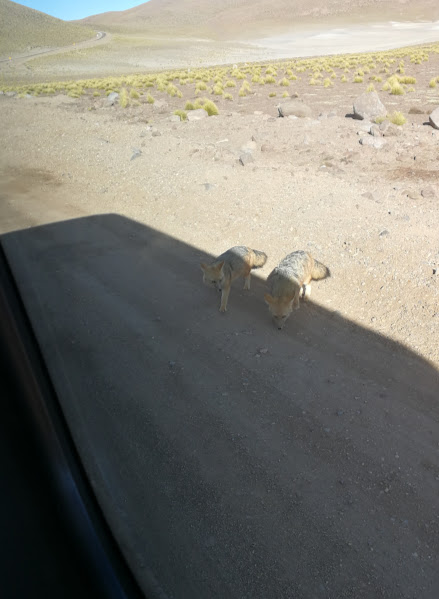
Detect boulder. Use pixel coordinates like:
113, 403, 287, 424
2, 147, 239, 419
106, 92, 119, 106
429, 106, 439, 129
278, 100, 312, 118
239, 152, 254, 166
187, 108, 207, 121
353, 92, 387, 121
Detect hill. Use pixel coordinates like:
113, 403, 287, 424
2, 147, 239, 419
0, 0, 95, 57
79, 0, 439, 39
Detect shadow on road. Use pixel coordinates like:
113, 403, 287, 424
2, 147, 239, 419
2, 213, 439, 599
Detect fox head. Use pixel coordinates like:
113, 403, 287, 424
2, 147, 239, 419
200, 261, 225, 291
264, 293, 295, 330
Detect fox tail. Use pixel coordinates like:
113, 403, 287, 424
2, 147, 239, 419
252, 249, 268, 268
311, 259, 331, 280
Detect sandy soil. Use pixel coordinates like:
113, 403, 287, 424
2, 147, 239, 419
1, 39, 439, 599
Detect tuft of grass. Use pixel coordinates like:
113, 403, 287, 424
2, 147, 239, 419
279, 77, 290, 87
265, 75, 276, 84
202, 99, 219, 116
353, 76, 364, 83
212, 84, 223, 95
323, 78, 332, 88
225, 80, 236, 88
119, 88, 129, 108
366, 83, 376, 92
429, 78, 437, 88
146, 93, 155, 104
185, 101, 195, 110
196, 81, 208, 91
223, 93, 233, 100
173, 110, 187, 121
130, 89, 140, 99
375, 116, 386, 124
269, 91, 277, 97
398, 76, 416, 84
341, 75, 348, 83
388, 111, 406, 125
93, 91, 100, 97
281, 91, 289, 97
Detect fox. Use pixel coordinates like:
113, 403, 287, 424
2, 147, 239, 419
264, 250, 330, 330
201, 246, 268, 312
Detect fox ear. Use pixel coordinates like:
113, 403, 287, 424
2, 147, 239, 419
216, 260, 225, 271
264, 293, 274, 305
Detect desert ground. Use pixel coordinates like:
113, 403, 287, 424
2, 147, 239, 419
1, 22, 439, 599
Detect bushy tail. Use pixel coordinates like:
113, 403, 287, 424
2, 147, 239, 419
251, 249, 268, 269
311, 259, 330, 280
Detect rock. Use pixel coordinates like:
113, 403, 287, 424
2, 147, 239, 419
241, 140, 257, 152
152, 100, 169, 114
151, 129, 161, 137
379, 121, 402, 136
169, 115, 181, 122
379, 229, 390, 237
353, 92, 387, 121
5, 91, 16, 97
278, 100, 312, 118
421, 186, 436, 199
106, 92, 119, 106
370, 124, 383, 137
356, 120, 373, 133
261, 143, 275, 152
130, 148, 142, 161
359, 137, 386, 149
361, 192, 376, 201
428, 106, 439, 129
187, 108, 207, 121
239, 152, 254, 166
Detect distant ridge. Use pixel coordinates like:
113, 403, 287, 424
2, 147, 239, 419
0, 0, 95, 57
78, 0, 439, 39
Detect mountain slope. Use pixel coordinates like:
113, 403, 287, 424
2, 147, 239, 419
0, 0, 95, 57
79, 0, 439, 39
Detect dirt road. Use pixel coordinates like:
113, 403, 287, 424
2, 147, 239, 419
1, 85, 439, 598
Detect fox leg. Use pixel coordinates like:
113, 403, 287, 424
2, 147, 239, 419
243, 274, 251, 290
293, 291, 300, 310
303, 284, 311, 300
219, 284, 231, 312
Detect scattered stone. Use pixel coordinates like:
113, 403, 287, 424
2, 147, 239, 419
421, 186, 436, 199
261, 143, 275, 153
278, 100, 312, 118
187, 108, 207, 121
202, 183, 215, 191
379, 121, 402, 136
428, 106, 439, 129
403, 189, 422, 200
353, 92, 387, 121
169, 114, 181, 122
253, 110, 263, 115
370, 124, 383, 137
241, 140, 257, 152
356, 120, 373, 132
106, 92, 119, 106
130, 148, 142, 161
379, 229, 390, 237
361, 192, 376, 201
239, 152, 254, 166
152, 100, 169, 114
5, 91, 16, 97
359, 137, 386, 149
151, 129, 161, 137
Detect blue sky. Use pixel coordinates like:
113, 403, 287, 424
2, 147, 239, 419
15, 1, 149, 21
